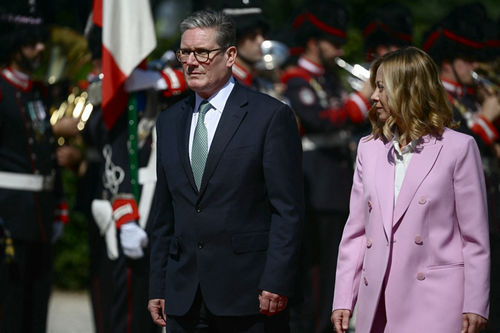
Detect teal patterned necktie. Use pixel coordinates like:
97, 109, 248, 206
191, 100, 211, 190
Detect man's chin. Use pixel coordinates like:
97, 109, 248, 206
186, 77, 205, 89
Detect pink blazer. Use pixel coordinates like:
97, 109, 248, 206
332, 128, 490, 333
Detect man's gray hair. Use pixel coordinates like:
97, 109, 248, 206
180, 10, 236, 49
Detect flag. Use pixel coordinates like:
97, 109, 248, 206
93, 0, 157, 129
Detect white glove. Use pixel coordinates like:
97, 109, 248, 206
120, 222, 148, 259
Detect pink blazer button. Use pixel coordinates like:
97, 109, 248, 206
364, 277, 368, 286
368, 201, 373, 212
367, 239, 373, 248
416, 272, 425, 280
414, 235, 423, 245
418, 196, 427, 204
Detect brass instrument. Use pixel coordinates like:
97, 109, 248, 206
255, 40, 290, 71
334, 57, 370, 92
50, 86, 96, 145
471, 70, 500, 95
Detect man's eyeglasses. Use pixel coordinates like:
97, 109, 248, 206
176, 48, 225, 63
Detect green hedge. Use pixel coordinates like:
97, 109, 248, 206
53, 168, 90, 290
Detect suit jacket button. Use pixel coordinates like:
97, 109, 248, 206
416, 272, 425, 280
364, 277, 368, 286
366, 239, 372, 248
418, 196, 427, 205
196, 207, 201, 213
198, 241, 204, 249
414, 235, 423, 245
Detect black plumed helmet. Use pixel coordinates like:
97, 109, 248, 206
483, 17, 500, 61
292, 0, 349, 47
0, 1, 47, 65
220, 0, 269, 41
361, 2, 413, 58
422, 2, 488, 65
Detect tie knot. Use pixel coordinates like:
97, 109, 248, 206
198, 100, 211, 115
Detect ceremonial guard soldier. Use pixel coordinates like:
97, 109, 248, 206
423, 4, 500, 332
0, 2, 67, 332
281, 2, 368, 332
423, 3, 500, 151
222, 1, 272, 92
75, 22, 188, 333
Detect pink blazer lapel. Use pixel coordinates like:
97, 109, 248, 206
393, 135, 442, 225
375, 140, 395, 242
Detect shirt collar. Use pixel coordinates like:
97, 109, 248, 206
392, 130, 418, 158
298, 56, 325, 76
232, 62, 253, 86
194, 76, 235, 114
1, 67, 32, 92
441, 78, 475, 97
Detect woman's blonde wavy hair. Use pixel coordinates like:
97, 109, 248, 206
368, 46, 457, 144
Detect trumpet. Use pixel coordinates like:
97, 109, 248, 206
334, 57, 370, 91
471, 70, 500, 95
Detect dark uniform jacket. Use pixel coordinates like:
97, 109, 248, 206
0, 68, 61, 242
282, 57, 355, 212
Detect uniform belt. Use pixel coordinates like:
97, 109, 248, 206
0, 171, 54, 191
302, 131, 351, 152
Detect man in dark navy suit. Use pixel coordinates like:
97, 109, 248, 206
147, 9, 304, 333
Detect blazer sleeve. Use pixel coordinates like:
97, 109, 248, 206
148, 115, 175, 300
454, 136, 490, 318
332, 139, 368, 312
258, 103, 304, 297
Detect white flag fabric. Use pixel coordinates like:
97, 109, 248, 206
96, 0, 157, 129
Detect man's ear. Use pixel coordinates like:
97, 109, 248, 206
225, 46, 237, 67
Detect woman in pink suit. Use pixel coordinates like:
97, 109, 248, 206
331, 47, 490, 333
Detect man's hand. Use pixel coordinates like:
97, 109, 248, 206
148, 298, 166, 327
480, 95, 500, 123
331, 309, 351, 333
461, 313, 487, 333
56, 145, 83, 168
258, 290, 288, 316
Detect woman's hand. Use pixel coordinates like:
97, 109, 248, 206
331, 309, 351, 333
461, 313, 487, 333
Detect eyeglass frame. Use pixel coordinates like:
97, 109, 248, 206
175, 47, 227, 64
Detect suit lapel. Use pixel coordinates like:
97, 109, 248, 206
177, 94, 198, 192
375, 140, 395, 242
393, 136, 442, 225
198, 84, 248, 198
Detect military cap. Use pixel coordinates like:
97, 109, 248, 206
422, 2, 488, 65
0, 1, 47, 65
361, 2, 413, 60
218, 0, 269, 41
292, 0, 349, 47
482, 17, 500, 61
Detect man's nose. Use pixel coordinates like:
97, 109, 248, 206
256, 33, 265, 45
36, 42, 45, 52
186, 51, 198, 65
